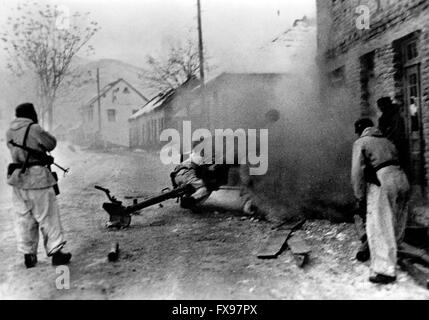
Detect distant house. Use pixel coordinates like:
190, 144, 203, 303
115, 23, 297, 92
129, 91, 173, 149
80, 78, 148, 147
129, 77, 200, 149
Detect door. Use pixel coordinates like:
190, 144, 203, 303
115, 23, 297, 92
404, 64, 425, 189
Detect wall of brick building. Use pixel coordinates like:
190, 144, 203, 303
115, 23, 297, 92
318, 0, 429, 58
421, 25, 429, 190
317, 0, 429, 198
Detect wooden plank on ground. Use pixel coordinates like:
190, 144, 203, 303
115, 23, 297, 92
257, 219, 306, 260
257, 229, 291, 259
287, 234, 311, 255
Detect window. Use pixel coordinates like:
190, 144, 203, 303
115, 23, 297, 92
112, 88, 119, 103
360, 51, 376, 116
107, 109, 116, 122
401, 37, 419, 67
406, 40, 418, 61
398, 34, 425, 187
123, 87, 130, 94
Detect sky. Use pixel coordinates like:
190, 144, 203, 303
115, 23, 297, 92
0, 0, 316, 70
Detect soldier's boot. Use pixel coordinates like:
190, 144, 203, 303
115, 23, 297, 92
52, 251, 72, 266
24, 254, 38, 269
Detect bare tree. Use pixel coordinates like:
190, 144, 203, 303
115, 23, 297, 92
1, 1, 99, 129
142, 38, 211, 93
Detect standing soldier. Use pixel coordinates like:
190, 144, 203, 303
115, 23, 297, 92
6, 103, 71, 268
352, 118, 410, 284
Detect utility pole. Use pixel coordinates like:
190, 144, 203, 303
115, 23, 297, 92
197, 0, 205, 85
96, 68, 106, 148
197, 0, 209, 127
96, 68, 102, 132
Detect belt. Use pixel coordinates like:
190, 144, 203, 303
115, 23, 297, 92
20, 161, 48, 167
10, 161, 49, 170
374, 160, 400, 172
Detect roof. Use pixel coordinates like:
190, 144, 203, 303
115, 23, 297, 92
83, 78, 149, 108
191, 72, 292, 92
129, 76, 200, 121
129, 89, 175, 120
172, 72, 292, 119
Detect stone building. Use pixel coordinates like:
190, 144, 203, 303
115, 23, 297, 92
317, 0, 429, 198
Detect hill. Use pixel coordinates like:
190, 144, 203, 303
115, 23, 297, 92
0, 58, 157, 130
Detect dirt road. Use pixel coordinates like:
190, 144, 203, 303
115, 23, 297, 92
0, 144, 428, 300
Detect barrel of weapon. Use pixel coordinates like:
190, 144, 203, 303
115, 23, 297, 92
123, 184, 194, 215
9, 140, 69, 174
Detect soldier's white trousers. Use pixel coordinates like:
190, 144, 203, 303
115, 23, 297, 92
12, 187, 66, 256
366, 166, 409, 277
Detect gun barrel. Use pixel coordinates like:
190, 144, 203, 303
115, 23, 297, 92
52, 162, 69, 173
95, 185, 109, 192
124, 184, 193, 214
9, 140, 68, 173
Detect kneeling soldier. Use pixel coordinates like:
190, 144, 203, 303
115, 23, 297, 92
171, 144, 212, 208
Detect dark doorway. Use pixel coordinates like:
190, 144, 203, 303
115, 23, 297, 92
401, 37, 426, 191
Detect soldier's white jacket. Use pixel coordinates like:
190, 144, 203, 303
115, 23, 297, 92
351, 127, 399, 201
6, 117, 58, 189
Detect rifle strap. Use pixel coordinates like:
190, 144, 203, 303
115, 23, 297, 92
20, 123, 35, 174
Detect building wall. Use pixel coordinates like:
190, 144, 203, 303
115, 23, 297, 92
129, 110, 166, 148
184, 74, 305, 131
129, 78, 200, 150
317, 0, 429, 195
81, 81, 145, 147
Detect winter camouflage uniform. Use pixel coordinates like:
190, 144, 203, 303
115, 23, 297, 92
172, 151, 210, 202
351, 127, 410, 277
6, 117, 66, 256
